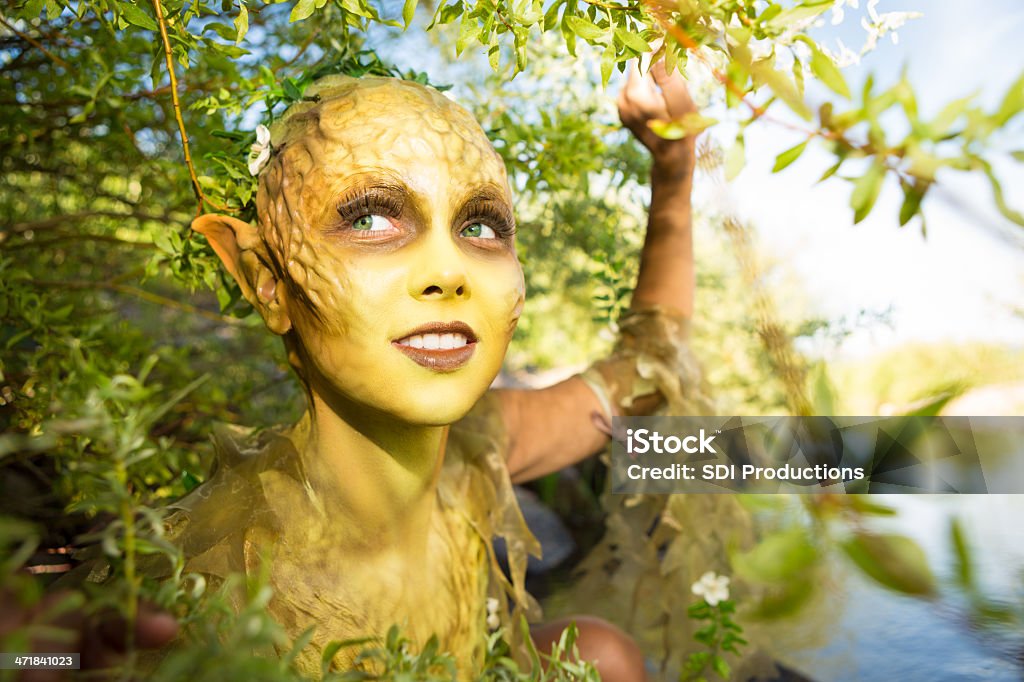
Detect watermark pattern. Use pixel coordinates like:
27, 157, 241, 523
612, 416, 1024, 494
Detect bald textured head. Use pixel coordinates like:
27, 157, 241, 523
254, 76, 511, 302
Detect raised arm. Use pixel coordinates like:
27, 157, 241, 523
501, 62, 699, 483
618, 60, 697, 316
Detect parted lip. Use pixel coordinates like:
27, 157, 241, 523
392, 320, 478, 371
392, 321, 478, 344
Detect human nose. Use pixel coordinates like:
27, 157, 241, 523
408, 229, 469, 301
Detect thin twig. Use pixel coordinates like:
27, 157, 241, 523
274, 27, 320, 74
150, 0, 234, 216
151, 0, 202, 214
0, 14, 69, 69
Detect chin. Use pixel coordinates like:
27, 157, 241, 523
392, 381, 491, 427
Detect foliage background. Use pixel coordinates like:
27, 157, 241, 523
2, 0, 1023, 678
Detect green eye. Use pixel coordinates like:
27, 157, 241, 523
353, 214, 390, 231
461, 223, 497, 239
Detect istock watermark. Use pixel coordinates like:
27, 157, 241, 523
625, 428, 719, 456
611, 416, 1024, 494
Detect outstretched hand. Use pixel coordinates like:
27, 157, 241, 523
617, 60, 698, 175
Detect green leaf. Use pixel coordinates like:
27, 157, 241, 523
1010, 150, 1024, 162
403, 0, 416, 28
930, 94, 973, 137
234, 3, 249, 43
808, 360, 834, 414
514, 26, 528, 72
290, 0, 316, 22
283, 78, 303, 101
850, 161, 885, 224
648, 113, 717, 139
711, 655, 731, 680
772, 140, 808, 172
906, 146, 942, 182
817, 159, 841, 183
950, 518, 973, 589
847, 496, 896, 516
808, 44, 850, 99
751, 579, 815, 618
750, 60, 811, 120
980, 160, 1024, 226
542, 0, 561, 31
898, 180, 926, 226
428, 0, 463, 27
120, 3, 158, 31
21, 0, 47, 18
765, 0, 831, 31
181, 470, 201, 492
994, 71, 1024, 126
613, 27, 650, 53
560, 11, 577, 56
733, 528, 817, 584
842, 532, 936, 596
600, 42, 615, 87
456, 13, 480, 55
693, 623, 717, 645
724, 136, 745, 181
565, 15, 605, 42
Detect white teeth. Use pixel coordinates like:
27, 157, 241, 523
398, 333, 469, 350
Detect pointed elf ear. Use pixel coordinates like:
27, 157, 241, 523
192, 214, 292, 335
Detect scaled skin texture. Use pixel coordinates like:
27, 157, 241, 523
181, 77, 537, 678
258, 76, 525, 426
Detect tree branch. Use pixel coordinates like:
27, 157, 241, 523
0, 14, 69, 69
150, 0, 233, 216
151, 0, 201, 214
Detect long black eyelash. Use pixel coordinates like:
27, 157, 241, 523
335, 188, 404, 220
464, 200, 516, 238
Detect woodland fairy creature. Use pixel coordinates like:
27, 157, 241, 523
171, 61, 710, 680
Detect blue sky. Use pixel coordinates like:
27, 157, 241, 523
713, 1, 1024, 356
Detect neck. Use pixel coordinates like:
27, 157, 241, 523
295, 387, 447, 552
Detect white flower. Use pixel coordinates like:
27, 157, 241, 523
248, 124, 272, 177
831, 0, 859, 26
861, 1, 922, 52
691, 571, 731, 607
833, 38, 861, 68
486, 597, 501, 631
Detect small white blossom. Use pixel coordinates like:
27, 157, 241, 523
833, 38, 861, 67
691, 571, 731, 607
861, 0, 922, 52
831, 0, 859, 26
248, 124, 272, 177
486, 597, 501, 631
